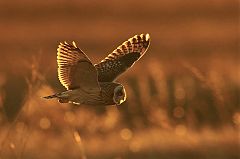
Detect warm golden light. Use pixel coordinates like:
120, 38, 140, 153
233, 113, 240, 126
16, 121, 25, 132
39, 117, 51, 129
64, 111, 75, 123
175, 124, 187, 136
175, 87, 186, 100
120, 128, 133, 141
103, 108, 119, 130
0, 0, 238, 158
129, 140, 141, 152
73, 131, 82, 143
173, 106, 185, 118
9, 143, 15, 149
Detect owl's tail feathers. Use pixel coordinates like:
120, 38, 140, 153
42, 92, 63, 99
42, 94, 58, 99
42, 92, 69, 103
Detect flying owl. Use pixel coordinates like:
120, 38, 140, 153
43, 33, 150, 106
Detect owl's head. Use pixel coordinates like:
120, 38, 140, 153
113, 85, 126, 105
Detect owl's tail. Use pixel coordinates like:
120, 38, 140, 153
43, 94, 58, 99
43, 92, 66, 99
42, 93, 60, 99
42, 92, 69, 103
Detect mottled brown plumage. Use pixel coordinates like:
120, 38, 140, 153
43, 33, 150, 106
95, 34, 150, 82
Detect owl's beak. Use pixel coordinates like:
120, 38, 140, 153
117, 99, 125, 105
113, 96, 125, 105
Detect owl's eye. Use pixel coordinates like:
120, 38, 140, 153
116, 90, 123, 96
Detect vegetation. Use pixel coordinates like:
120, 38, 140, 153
0, 0, 239, 158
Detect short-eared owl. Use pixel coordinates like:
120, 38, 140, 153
43, 34, 150, 106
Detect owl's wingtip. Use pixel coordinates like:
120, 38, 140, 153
145, 33, 150, 41
72, 41, 77, 48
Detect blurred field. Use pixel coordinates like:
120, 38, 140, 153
0, 0, 239, 159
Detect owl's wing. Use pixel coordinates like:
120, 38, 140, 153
95, 33, 150, 82
57, 41, 100, 92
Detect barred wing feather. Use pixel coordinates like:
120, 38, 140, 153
57, 41, 100, 92
95, 33, 150, 82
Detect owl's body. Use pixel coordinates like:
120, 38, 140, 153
43, 34, 150, 106
47, 82, 123, 105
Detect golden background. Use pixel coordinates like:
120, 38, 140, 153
0, 0, 239, 159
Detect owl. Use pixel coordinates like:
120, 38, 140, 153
43, 33, 150, 106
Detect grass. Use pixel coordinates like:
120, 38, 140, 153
0, 55, 239, 159
0, 0, 239, 158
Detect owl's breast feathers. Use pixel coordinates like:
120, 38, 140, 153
98, 82, 120, 105
72, 82, 119, 106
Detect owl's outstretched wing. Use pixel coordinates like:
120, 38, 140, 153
95, 33, 150, 82
57, 41, 100, 91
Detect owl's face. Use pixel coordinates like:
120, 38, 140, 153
113, 85, 126, 105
